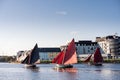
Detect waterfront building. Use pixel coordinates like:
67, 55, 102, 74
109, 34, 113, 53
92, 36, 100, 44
60, 40, 100, 60
75, 41, 98, 55
75, 41, 99, 59
17, 35, 120, 61
38, 48, 61, 60
96, 35, 120, 59
16, 47, 61, 62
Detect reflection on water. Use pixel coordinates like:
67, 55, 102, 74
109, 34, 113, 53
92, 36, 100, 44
53, 68, 78, 73
0, 63, 120, 80
25, 67, 40, 72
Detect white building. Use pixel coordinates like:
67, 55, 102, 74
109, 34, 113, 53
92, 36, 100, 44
96, 35, 120, 59
75, 41, 98, 55
75, 40, 101, 60
60, 40, 101, 60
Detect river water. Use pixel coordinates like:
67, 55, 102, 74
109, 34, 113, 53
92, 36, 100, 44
0, 63, 120, 80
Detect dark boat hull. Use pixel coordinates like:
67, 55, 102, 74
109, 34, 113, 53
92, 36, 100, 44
25, 64, 37, 68
94, 63, 102, 66
55, 64, 73, 69
88, 62, 102, 66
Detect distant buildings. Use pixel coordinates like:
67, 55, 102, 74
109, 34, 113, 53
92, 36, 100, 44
38, 48, 61, 60
16, 35, 120, 62
17, 47, 61, 62
75, 40, 99, 60
76, 35, 120, 59
96, 35, 120, 59
75, 41, 98, 55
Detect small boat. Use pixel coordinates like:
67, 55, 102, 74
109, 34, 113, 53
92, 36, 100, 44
52, 39, 77, 69
84, 47, 103, 66
93, 48, 103, 66
21, 44, 40, 68
84, 54, 92, 63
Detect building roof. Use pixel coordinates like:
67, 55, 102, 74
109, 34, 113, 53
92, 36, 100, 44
96, 35, 120, 42
75, 41, 97, 45
37, 48, 61, 52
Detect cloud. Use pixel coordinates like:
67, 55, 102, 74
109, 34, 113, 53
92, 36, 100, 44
70, 31, 78, 35
56, 11, 67, 15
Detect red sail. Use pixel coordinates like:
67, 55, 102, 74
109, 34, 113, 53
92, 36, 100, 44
84, 54, 92, 63
52, 52, 61, 63
57, 51, 64, 64
52, 39, 77, 65
93, 48, 103, 63
52, 50, 64, 64
63, 39, 77, 65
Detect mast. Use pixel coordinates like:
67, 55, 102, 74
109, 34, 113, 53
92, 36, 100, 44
62, 49, 66, 65
28, 50, 32, 64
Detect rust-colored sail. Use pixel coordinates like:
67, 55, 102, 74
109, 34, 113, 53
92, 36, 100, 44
57, 51, 64, 64
84, 54, 92, 63
52, 51, 61, 63
63, 39, 77, 65
93, 48, 103, 63
52, 39, 77, 65
52, 50, 64, 64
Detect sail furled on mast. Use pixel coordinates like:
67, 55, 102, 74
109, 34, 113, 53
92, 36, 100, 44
63, 39, 77, 65
93, 48, 103, 63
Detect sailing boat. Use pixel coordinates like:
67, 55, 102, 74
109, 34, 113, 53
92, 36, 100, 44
84, 54, 92, 63
21, 44, 40, 68
52, 39, 77, 69
93, 47, 103, 66
84, 47, 103, 66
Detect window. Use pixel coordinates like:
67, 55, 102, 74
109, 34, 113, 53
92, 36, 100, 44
88, 50, 90, 53
76, 44, 78, 46
91, 47, 93, 50
88, 47, 90, 49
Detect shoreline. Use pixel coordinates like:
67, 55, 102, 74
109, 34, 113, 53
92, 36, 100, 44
39, 59, 120, 64
1, 59, 120, 64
